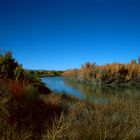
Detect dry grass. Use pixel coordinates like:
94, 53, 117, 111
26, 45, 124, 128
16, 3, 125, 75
62, 62, 140, 85
41, 96, 140, 140
0, 80, 140, 140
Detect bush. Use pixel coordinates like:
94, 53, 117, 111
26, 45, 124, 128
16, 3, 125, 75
63, 62, 140, 85
0, 52, 18, 79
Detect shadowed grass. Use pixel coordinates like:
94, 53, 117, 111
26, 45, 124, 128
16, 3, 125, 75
0, 80, 140, 140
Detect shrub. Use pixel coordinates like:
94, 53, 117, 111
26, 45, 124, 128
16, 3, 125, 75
0, 52, 18, 79
14, 65, 24, 81
63, 62, 140, 85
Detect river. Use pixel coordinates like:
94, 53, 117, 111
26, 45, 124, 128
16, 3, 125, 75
41, 77, 140, 103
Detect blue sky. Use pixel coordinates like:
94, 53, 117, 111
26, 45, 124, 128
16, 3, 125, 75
0, 0, 140, 70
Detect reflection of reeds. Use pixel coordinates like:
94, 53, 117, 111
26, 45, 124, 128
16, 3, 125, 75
64, 78, 140, 103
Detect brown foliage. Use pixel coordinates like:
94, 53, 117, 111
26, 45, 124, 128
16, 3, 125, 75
8, 82, 24, 98
63, 62, 140, 85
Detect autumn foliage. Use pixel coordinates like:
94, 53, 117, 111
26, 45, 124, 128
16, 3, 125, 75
0, 52, 43, 85
8, 82, 24, 97
62, 60, 140, 85
0, 51, 52, 96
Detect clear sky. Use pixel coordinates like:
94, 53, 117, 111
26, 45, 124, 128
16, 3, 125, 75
0, 0, 140, 70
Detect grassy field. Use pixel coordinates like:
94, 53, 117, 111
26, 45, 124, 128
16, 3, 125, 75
0, 79, 140, 140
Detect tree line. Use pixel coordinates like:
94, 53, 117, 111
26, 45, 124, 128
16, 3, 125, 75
62, 57, 140, 85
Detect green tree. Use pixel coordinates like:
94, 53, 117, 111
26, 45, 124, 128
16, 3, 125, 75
0, 52, 18, 79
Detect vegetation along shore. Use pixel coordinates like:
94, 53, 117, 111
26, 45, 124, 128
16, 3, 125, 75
62, 59, 140, 85
0, 52, 140, 140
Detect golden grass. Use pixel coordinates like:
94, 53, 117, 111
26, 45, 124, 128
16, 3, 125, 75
41, 95, 140, 140
0, 81, 140, 140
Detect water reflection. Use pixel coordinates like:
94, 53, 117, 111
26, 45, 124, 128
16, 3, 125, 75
41, 77, 140, 103
64, 79, 140, 102
41, 77, 82, 98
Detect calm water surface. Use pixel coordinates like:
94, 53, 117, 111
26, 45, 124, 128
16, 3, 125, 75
41, 77, 140, 103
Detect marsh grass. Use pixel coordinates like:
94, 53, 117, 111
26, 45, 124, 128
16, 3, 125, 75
41, 93, 140, 140
0, 80, 140, 140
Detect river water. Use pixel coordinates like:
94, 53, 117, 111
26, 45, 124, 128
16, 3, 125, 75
41, 77, 140, 103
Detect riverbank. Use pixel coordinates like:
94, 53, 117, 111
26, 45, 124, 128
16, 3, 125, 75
0, 52, 140, 139
0, 80, 139, 140
41, 76, 140, 104
0, 78, 139, 139
62, 62, 140, 86
0, 81, 140, 140
27, 70, 64, 78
